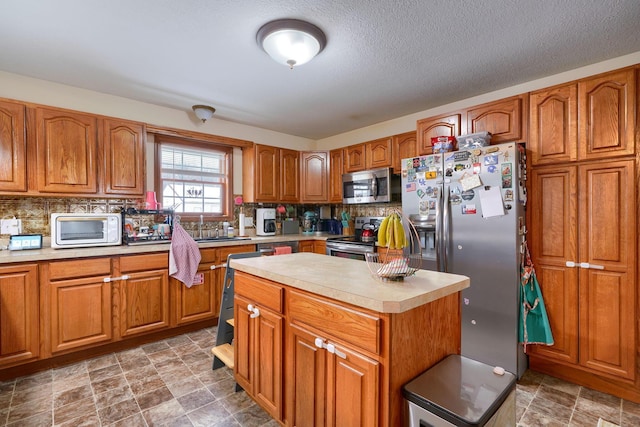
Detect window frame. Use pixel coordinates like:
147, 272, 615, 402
154, 135, 233, 221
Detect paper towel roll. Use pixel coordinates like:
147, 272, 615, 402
239, 213, 245, 236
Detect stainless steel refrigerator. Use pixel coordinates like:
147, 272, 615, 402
401, 142, 528, 378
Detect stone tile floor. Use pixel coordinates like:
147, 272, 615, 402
0, 325, 638, 426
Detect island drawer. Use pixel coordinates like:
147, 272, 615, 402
287, 289, 381, 355
235, 272, 283, 313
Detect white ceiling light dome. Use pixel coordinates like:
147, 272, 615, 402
257, 19, 327, 69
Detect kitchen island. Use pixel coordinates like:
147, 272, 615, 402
229, 252, 469, 427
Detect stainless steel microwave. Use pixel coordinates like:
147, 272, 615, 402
51, 213, 122, 248
342, 167, 400, 204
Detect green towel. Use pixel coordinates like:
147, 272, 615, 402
519, 243, 554, 351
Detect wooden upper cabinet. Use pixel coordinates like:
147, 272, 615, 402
365, 137, 392, 169
0, 100, 27, 192
300, 151, 328, 203
529, 84, 578, 165
344, 143, 366, 172
35, 107, 98, 194
279, 148, 299, 202
329, 148, 344, 203
467, 95, 527, 144
392, 131, 416, 172
103, 118, 145, 196
578, 68, 635, 160
417, 113, 461, 155
243, 144, 279, 203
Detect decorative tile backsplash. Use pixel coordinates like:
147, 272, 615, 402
0, 196, 402, 237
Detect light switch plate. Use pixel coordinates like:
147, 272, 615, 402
244, 216, 254, 227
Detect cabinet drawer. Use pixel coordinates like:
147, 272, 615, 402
287, 290, 381, 355
48, 258, 112, 280
119, 253, 168, 272
235, 272, 283, 313
219, 245, 257, 265
200, 248, 217, 264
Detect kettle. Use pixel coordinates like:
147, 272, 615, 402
302, 211, 317, 234
361, 224, 376, 242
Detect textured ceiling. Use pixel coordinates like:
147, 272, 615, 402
0, 0, 639, 139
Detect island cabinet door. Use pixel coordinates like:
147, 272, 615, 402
234, 293, 283, 420
326, 343, 379, 427
285, 323, 327, 427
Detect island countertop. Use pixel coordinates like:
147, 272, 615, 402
229, 252, 470, 313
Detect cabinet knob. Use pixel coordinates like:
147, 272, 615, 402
250, 307, 260, 318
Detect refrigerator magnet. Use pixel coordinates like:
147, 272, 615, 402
460, 173, 482, 191
504, 189, 514, 201
462, 204, 477, 214
501, 163, 512, 175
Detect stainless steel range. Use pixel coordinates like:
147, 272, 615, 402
325, 216, 385, 260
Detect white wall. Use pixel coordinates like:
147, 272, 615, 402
316, 51, 640, 150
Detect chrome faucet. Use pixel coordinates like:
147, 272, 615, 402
199, 215, 204, 239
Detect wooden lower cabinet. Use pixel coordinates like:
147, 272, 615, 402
234, 275, 284, 420
117, 253, 170, 338
287, 322, 379, 427
0, 264, 39, 367
45, 258, 113, 355
299, 240, 326, 255
234, 271, 461, 427
172, 248, 218, 326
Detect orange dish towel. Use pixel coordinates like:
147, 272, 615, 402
274, 246, 292, 255
169, 223, 202, 287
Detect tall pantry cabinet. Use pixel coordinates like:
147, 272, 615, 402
528, 67, 638, 398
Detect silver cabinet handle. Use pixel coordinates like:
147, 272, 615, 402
580, 262, 605, 270
103, 274, 130, 283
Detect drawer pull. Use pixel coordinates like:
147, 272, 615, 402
565, 261, 577, 268
103, 274, 130, 283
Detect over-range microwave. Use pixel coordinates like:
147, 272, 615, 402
51, 213, 122, 249
342, 167, 401, 204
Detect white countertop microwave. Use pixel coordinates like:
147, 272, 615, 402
51, 213, 122, 249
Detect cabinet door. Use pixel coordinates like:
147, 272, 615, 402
256, 145, 280, 202
329, 149, 344, 203
0, 100, 27, 192
417, 113, 461, 155
280, 148, 299, 202
326, 343, 379, 427
578, 69, 635, 160
466, 95, 525, 143
35, 107, 98, 194
529, 166, 579, 364
118, 269, 170, 337
392, 131, 416, 173
0, 264, 38, 366
313, 241, 326, 255
344, 144, 366, 173
103, 118, 145, 196
171, 267, 217, 326
49, 275, 113, 354
365, 137, 392, 169
286, 323, 327, 427
529, 84, 578, 165
298, 240, 314, 253
301, 151, 328, 203
234, 294, 283, 419
578, 160, 635, 379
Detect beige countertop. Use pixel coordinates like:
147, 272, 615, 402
230, 252, 470, 314
0, 233, 341, 264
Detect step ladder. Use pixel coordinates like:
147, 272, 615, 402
211, 251, 261, 371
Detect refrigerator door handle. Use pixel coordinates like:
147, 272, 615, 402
443, 186, 450, 272
435, 186, 443, 271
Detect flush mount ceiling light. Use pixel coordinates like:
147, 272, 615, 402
257, 19, 326, 69
192, 105, 216, 122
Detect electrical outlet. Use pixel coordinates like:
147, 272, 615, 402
1, 218, 21, 235
244, 216, 254, 227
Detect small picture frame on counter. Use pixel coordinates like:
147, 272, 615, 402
9, 234, 43, 251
